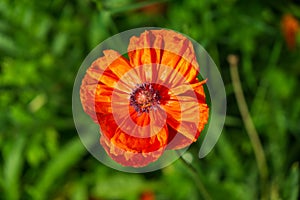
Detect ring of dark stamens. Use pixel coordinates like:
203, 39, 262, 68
129, 83, 161, 113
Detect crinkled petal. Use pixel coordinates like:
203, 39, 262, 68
166, 125, 193, 150
98, 109, 168, 153
82, 50, 131, 87
169, 80, 206, 98
80, 50, 137, 120
128, 30, 199, 83
110, 124, 168, 153
163, 100, 208, 149
97, 113, 118, 139
100, 135, 164, 168
161, 81, 209, 148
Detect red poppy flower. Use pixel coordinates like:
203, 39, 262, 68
140, 190, 155, 200
80, 29, 209, 167
281, 14, 299, 50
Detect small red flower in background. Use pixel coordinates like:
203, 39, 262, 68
137, 0, 167, 15
140, 190, 155, 200
281, 14, 299, 50
80, 29, 209, 167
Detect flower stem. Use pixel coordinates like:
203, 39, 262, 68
178, 156, 212, 200
228, 55, 269, 199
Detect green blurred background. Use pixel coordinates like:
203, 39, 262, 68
0, 0, 300, 199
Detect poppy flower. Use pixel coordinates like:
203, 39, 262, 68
281, 14, 299, 50
80, 29, 209, 167
137, 0, 167, 15
140, 190, 155, 200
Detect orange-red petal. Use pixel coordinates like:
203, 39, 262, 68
98, 113, 168, 167
98, 109, 168, 153
83, 50, 130, 87
97, 113, 118, 139
111, 125, 168, 153
161, 80, 209, 149
80, 50, 135, 121
100, 135, 164, 167
128, 30, 199, 83
166, 125, 192, 150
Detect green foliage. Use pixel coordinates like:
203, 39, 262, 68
0, 0, 299, 199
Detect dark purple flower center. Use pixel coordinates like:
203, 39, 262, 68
130, 83, 161, 113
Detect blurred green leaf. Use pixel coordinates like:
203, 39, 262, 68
28, 137, 86, 199
2, 136, 26, 200
282, 163, 299, 200
0, 33, 18, 55
92, 173, 144, 199
107, 0, 169, 15
71, 182, 89, 200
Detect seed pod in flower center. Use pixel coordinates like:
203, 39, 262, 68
130, 83, 161, 113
